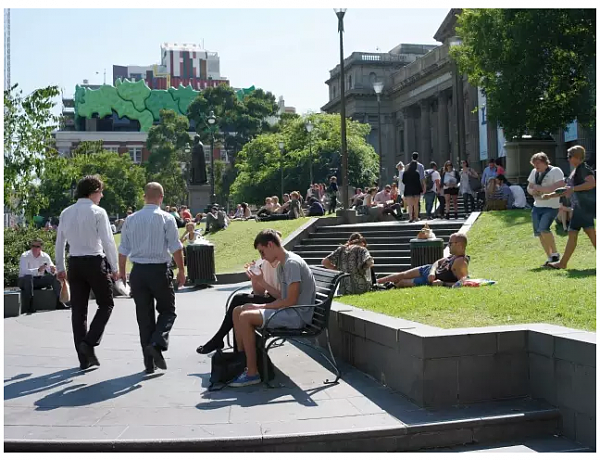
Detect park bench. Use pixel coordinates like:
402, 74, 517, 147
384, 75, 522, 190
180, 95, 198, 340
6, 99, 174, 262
224, 266, 349, 385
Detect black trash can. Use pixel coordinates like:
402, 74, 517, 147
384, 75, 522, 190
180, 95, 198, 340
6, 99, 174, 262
410, 238, 444, 268
186, 243, 218, 286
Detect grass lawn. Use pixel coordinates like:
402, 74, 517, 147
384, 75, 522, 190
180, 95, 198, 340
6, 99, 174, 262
340, 210, 596, 331
114, 218, 312, 274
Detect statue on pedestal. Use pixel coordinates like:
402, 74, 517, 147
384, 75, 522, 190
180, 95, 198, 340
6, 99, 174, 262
190, 135, 208, 184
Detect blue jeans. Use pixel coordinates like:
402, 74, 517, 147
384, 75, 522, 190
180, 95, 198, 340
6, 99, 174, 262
532, 206, 559, 237
424, 192, 436, 217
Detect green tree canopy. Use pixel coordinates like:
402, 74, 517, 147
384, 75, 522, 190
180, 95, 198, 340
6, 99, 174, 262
37, 151, 146, 217
230, 113, 379, 204
453, 9, 595, 138
4, 84, 60, 219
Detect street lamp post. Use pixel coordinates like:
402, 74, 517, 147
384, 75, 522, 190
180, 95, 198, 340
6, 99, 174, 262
373, 80, 384, 187
207, 110, 217, 204
305, 120, 314, 185
449, 37, 466, 166
278, 141, 285, 198
334, 8, 349, 209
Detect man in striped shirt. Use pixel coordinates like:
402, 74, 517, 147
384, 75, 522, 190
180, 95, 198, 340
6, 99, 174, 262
118, 182, 185, 374
55, 175, 119, 370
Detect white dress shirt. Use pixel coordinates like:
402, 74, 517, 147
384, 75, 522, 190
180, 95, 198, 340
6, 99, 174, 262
19, 250, 55, 277
118, 204, 183, 264
55, 198, 119, 273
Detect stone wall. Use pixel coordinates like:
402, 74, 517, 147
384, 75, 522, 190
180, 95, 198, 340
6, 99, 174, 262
319, 304, 596, 449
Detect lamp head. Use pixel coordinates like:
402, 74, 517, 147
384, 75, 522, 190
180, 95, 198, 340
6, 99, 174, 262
207, 110, 217, 125
373, 80, 384, 94
334, 8, 347, 18
278, 141, 285, 150
305, 121, 313, 132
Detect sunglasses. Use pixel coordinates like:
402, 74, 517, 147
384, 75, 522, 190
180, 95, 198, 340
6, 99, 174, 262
31, 245, 42, 248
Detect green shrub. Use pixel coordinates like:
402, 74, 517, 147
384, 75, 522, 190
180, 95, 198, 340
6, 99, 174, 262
3, 228, 58, 287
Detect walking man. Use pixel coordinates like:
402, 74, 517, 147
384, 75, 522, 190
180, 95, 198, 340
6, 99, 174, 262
118, 182, 186, 374
55, 175, 119, 370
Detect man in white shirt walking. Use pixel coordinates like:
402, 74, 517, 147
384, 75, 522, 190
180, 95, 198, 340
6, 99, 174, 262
118, 182, 185, 374
55, 175, 119, 370
18, 238, 65, 314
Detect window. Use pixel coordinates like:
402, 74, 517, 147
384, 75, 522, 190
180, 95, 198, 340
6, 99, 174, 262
348, 75, 352, 90
332, 86, 337, 99
128, 147, 142, 164
104, 146, 119, 153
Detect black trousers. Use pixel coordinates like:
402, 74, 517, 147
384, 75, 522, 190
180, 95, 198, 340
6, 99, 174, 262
328, 194, 337, 214
17, 274, 61, 313
129, 263, 176, 368
206, 292, 275, 352
463, 193, 475, 214
435, 194, 446, 217
68, 256, 114, 367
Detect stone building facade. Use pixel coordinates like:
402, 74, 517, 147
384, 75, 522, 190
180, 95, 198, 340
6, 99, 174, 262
322, 9, 596, 186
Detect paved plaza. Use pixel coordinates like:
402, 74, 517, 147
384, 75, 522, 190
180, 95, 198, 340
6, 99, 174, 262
3, 285, 584, 451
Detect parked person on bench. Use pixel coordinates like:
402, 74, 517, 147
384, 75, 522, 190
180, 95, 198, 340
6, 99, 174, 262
322, 232, 375, 295
18, 238, 66, 314
196, 232, 283, 355
490, 174, 515, 209
377, 233, 469, 288
229, 229, 316, 387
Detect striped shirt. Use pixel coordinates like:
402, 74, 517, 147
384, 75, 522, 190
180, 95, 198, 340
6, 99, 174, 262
55, 198, 119, 273
118, 204, 183, 264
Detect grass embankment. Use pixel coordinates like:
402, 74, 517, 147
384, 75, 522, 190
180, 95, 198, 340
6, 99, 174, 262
341, 210, 596, 331
114, 218, 312, 274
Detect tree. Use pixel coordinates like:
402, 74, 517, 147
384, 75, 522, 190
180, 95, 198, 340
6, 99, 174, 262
187, 85, 279, 162
230, 113, 379, 204
37, 151, 146, 217
453, 9, 595, 138
4, 84, 60, 219
145, 109, 191, 205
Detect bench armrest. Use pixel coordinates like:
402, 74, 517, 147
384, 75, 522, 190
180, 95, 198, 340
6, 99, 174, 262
262, 303, 320, 330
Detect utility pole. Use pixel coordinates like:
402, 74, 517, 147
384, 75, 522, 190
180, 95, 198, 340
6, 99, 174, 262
4, 9, 10, 90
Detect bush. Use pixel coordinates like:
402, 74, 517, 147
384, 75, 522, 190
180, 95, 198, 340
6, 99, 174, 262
4, 228, 58, 287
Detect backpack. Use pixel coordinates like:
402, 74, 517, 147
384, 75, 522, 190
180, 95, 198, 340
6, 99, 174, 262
534, 166, 554, 186
425, 170, 435, 191
208, 345, 275, 391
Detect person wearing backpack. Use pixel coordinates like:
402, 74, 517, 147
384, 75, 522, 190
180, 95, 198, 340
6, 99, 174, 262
442, 161, 460, 219
526, 152, 566, 266
423, 162, 441, 220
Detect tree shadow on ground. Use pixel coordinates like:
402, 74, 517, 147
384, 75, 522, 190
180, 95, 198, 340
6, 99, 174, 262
33, 372, 162, 410
565, 268, 596, 279
483, 210, 532, 226
4, 367, 95, 401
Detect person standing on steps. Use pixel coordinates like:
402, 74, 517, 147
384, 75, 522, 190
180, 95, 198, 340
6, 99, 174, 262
55, 175, 120, 370
118, 182, 186, 374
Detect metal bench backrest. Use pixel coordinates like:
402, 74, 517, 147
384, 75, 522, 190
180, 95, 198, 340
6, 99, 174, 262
303, 266, 348, 336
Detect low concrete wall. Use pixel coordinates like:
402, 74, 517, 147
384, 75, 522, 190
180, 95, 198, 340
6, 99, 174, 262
319, 303, 596, 449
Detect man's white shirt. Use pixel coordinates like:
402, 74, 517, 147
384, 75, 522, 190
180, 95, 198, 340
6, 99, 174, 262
55, 198, 119, 273
19, 250, 55, 277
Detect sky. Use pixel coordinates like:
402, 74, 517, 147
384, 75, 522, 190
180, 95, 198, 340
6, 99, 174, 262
8, 7, 450, 117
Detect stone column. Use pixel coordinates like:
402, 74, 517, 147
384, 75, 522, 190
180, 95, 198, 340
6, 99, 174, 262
403, 107, 416, 162
437, 91, 449, 165
420, 100, 431, 164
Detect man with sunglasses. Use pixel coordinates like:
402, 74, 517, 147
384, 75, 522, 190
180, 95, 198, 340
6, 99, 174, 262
18, 238, 65, 314
376, 233, 469, 288
55, 175, 119, 370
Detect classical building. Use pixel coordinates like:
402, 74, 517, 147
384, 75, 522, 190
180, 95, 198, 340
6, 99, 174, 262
322, 9, 595, 185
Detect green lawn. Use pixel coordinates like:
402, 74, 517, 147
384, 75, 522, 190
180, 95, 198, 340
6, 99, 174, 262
114, 218, 312, 274
340, 210, 596, 331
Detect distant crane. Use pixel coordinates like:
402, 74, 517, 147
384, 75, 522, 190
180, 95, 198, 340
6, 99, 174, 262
4, 8, 10, 90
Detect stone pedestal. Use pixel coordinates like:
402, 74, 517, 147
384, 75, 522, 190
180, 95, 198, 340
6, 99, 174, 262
504, 139, 558, 184
188, 183, 212, 215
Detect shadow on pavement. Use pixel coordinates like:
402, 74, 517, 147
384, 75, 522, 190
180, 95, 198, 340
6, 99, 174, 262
32, 372, 162, 410
4, 367, 94, 401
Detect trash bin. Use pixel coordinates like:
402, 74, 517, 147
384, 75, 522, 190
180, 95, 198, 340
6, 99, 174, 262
186, 243, 217, 286
410, 238, 444, 268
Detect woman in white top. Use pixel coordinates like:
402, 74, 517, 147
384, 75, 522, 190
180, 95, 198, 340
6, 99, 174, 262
396, 161, 405, 201
196, 255, 281, 354
180, 222, 199, 244
459, 160, 479, 215
442, 161, 460, 219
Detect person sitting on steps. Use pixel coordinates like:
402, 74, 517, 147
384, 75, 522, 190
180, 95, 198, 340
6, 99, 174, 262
376, 233, 469, 288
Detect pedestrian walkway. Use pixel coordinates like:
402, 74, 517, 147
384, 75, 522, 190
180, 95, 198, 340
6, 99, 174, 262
4, 285, 562, 451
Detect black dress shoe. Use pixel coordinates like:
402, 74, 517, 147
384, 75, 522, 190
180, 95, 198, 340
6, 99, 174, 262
144, 365, 158, 375
145, 344, 167, 370
56, 302, 70, 310
78, 342, 100, 367
80, 361, 92, 370
196, 340, 224, 355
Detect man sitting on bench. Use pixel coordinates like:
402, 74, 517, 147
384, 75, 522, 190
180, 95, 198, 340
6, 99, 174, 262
377, 233, 469, 288
230, 229, 316, 387
18, 238, 66, 314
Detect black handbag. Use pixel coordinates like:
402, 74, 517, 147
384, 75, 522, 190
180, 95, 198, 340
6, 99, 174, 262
208, 342, 275, 391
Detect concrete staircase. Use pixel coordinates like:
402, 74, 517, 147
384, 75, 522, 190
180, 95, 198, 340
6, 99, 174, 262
293, 219, 466, 278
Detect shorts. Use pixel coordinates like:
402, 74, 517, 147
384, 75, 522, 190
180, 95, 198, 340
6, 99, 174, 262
568, 208, 595, 232
444, 187, 459, 196
260, 307, 310, 330
412, 264, 432, 286
532, 206, 559, 237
